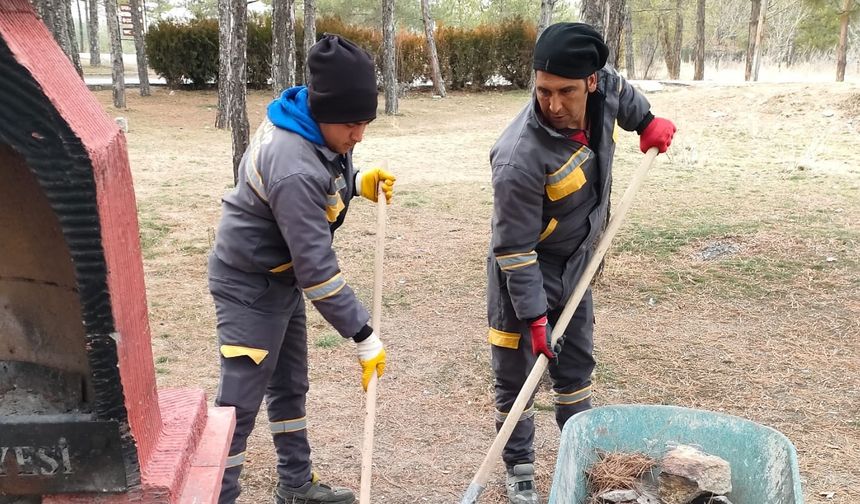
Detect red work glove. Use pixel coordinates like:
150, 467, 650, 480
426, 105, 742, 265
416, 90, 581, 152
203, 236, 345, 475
639, 116, 676, 154
529, 315, 555, 360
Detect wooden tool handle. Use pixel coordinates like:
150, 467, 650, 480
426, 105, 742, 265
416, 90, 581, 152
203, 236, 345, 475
360, 162, 388, 504
461, 148, 659, 504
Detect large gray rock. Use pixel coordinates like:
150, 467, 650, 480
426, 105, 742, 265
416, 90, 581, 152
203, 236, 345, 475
598, 489, 639, 502
658, 445, 732, 504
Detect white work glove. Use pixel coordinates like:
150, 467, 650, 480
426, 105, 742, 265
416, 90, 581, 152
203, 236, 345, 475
355, 332, 386, 391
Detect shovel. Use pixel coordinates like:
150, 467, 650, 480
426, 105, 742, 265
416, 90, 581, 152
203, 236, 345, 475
359, 164, 389, 504
460, 148, 660, 504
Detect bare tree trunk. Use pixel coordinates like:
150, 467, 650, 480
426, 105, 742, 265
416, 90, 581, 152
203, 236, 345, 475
88, 0, 101, 66
229, 0, 249, 184
694, 0, 705, 80
31, 0, 49, 23
580, 0, 605, 35
216, 0, 231, 129
104, 0, 126, 108
745, 0, 761, 81
836, 0, 851, 81
303, 0, 316, 85
658, 16, 676, 78
64, 0, 83, 75
537, 0, 556, 37
605, 0, 626, 67
672, 0, 683, 79
531, 0, 557, 89
35, 0, 84, 75
381, 0, 397, 114
272, 0, 296, 95
75, 0, 85, 52
420, 0, 445, 97
128, 0, 150, 96
623, 1, 636, 78
752, 0, 767, 81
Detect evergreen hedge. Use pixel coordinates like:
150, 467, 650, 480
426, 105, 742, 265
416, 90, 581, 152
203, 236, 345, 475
145, 15, 537, 90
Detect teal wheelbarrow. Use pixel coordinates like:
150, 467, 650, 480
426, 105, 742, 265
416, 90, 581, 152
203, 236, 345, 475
549, 405, 804, 504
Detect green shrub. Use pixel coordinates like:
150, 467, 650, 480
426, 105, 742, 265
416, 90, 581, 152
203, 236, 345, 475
495, 17, 535, 89
247, 14, 272, 88
397, 32, 427, 85
437, 24, 498, 90
145, 19, 188, 87
146, 16, 538, 91
146, 18, 218, 88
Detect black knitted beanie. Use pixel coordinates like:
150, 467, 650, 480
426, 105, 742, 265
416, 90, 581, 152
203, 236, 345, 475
307, 34, 377, 123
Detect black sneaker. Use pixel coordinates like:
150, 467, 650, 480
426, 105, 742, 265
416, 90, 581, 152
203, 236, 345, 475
273, 473, 355, 504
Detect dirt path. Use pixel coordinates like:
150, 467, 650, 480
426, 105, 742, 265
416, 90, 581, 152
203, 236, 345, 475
95, 80, 859, 503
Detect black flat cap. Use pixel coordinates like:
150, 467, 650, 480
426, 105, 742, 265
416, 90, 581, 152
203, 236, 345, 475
533, 22, 609, 79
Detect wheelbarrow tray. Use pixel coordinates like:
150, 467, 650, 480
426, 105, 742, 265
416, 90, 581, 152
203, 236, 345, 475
549, 404, 804, 504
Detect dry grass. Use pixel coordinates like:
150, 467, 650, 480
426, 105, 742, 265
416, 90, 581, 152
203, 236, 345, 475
585, 451, 656, 501
92, 80, 860, 503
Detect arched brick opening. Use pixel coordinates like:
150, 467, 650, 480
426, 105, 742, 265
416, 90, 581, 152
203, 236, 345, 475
0, 2, 234, 502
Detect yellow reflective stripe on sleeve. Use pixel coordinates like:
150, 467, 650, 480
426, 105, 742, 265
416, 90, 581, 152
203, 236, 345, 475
538, 218, 558, 242
325, 192, 346, 223
220, 345, 269, 365
269, 261, 294, 273
488, 328, 520, 349
225, 451, 246, 468
545, 146, 590, 201
612, 120, 619, 143
270, 416, 307, 434
552, 385, 593, 405
496, 251, 538, 271
303, 273, 346, 301
245, 121, 276, 203
494, 406, 535, 423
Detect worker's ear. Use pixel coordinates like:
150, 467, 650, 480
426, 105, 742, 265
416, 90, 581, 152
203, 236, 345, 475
586, 73, 598, 93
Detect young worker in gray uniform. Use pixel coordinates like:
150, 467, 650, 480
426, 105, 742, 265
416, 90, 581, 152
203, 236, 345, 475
486, 23, 676, 503
208, 35, 395, 504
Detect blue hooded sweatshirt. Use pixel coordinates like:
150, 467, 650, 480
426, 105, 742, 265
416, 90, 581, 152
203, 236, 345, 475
266, 86, 325, 145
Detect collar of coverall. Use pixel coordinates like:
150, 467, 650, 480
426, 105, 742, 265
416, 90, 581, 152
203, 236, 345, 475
312, 140, 342, 162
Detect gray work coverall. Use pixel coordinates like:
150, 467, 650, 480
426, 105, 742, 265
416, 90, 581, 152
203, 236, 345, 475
209, 118, 369, 503
487, 67, 651, 467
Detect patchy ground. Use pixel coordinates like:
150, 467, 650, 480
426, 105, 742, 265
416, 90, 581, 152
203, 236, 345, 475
93, 79, 859, 503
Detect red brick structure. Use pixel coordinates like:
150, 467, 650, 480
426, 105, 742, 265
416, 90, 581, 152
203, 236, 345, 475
0, 2, 234, 502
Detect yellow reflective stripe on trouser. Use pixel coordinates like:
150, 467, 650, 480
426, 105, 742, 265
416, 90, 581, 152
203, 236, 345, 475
538, 218, 558, 242
270, 416, 307, 434
325, 192, 345, 222
303, 273, 346, 301
494, 406, 535, 423
488, 328, 520, 349
269, 261, 294, 273
220, 345, 269, 365
225, 451, 246, 468
553, 385, 592, 405
496, 251, 538, 271
545, 146, 590, 201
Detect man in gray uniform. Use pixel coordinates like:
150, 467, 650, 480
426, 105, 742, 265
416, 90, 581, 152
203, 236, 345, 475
486, 23, 676, 503
208, 34, 394, 504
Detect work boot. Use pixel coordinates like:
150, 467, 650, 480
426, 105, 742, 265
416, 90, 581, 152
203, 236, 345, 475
272, 473, 355, 504
506, 463, 540, 504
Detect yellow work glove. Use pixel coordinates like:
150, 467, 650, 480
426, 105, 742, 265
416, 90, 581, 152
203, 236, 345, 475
358, 167, 396, 204
355, 332, 386, 391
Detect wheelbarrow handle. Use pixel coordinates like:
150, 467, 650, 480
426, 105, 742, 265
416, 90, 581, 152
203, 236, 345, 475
460, 148, 660, 504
